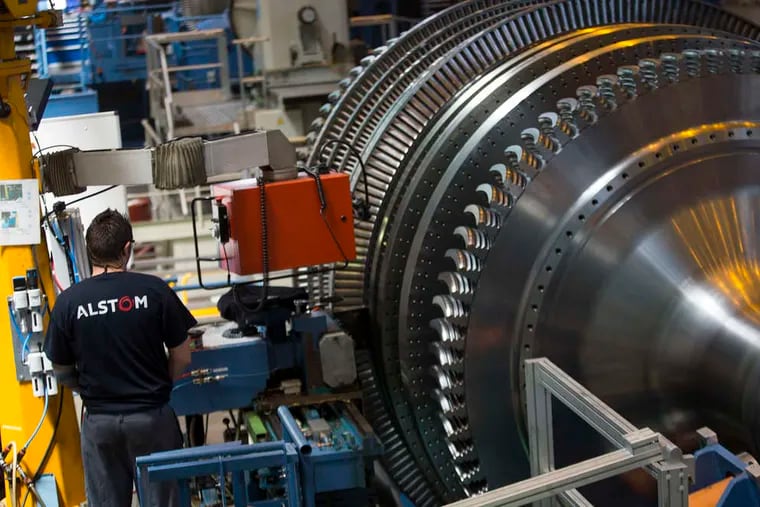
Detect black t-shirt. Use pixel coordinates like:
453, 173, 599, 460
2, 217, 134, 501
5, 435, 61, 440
44, 271, 197, 414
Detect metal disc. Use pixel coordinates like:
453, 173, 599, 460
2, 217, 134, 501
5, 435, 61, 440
305, 0, 760, 503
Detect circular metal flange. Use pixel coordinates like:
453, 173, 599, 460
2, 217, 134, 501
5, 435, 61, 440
305, 1, 760, 504
389, 33, 759, 497
466, 70, 760, 502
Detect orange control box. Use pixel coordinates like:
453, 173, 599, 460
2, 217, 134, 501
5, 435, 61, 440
212, 173, 357, 275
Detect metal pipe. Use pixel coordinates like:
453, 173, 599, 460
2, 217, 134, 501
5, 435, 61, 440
276, 406, 312, 455
136, 441, 289, 466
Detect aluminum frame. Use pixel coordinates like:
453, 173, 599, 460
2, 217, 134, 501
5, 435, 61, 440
445, 358, 690, 507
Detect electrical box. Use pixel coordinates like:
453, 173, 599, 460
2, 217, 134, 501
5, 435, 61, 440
212, 173, 356, 275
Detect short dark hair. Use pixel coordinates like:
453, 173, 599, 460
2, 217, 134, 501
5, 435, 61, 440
86, 209, 133, 266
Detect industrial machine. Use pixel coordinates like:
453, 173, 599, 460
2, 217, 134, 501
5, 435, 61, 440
29, 0, 352, 143
6, 0, 760, 506
302, 0, 760, 506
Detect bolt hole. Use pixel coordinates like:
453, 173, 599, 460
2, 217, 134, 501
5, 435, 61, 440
538, 285, 545, 292
578, 214, 585, 221
672, 144, 679, 151
728, 131, 735, 138
524, 344, 531, 350
638, 161, 645, 168
621, 172, 629, 179
527, 324, 534, 331
606, 185, 613, 192
747, 130, 753, 137
655, 152, 662, 159
566, 231, 573, 238
531, 304, 538, 311
546, 266, 552, 272
691, 138, 698, 144
709, 134, 716, 141
555, 247, 562, 254
591, 199, 598, 206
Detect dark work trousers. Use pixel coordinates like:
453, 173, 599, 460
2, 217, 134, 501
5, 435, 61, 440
81, 404, 183, 507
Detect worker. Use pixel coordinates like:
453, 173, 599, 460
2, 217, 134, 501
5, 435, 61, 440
43, 209, 196, 507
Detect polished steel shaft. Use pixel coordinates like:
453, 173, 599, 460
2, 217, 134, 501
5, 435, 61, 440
306, 1, 760, 505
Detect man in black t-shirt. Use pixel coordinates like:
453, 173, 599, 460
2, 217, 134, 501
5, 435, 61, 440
45, 209, 197, 507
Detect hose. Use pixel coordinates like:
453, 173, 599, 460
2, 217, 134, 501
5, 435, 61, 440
9, 441, 17, 507
23, 387, 49, 451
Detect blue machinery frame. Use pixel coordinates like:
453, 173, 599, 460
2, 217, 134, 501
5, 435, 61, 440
136, 441, 302, 507
135, 405, 382, 507
34, 0, 251, 119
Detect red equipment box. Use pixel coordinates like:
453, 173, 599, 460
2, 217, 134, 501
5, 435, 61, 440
212, 173, 357, 275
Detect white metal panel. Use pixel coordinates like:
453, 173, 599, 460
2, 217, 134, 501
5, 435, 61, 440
32, 112, 127, 290
32, 111, 128, 229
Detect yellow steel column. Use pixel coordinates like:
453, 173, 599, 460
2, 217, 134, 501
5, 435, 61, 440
0, 12, 86, 506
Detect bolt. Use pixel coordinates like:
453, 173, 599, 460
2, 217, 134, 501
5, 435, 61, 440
703, 48, 721, 75
728, 48, 745, 73
596, 74, 619, 110
557, 97, 579, 137
639, 58, 660, 89
683, 49, 701, 78
617, 66, 640, 97
576, 85, 599, 124
661, 53, 681, 83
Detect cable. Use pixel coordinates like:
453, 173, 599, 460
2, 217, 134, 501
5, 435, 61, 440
21, 333, 32, 362
9, 309, 32, 360
10, 308, 24, 340
316, 138, 371, 220
46, 213, 82, 286
30, 387, 64, 482
20, 387, 64, 507
31, 141, 78, 160
232, 177, 269, 313
8, 441, 17, 507
40, 185, 119, 226
46, 216, 76, 286
67, 219, 81, 283
22, 387, 49, 451
221, 243, 231, 286
303, 167, 352, 302
66, 185, 118, 207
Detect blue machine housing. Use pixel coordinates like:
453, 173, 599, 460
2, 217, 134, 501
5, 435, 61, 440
691, 444, 760, 506
170, 314, 330, 417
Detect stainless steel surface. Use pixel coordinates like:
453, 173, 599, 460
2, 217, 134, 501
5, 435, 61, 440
69, 130, 296, 187
468, 76, 760, 492
304, 0, 760, 505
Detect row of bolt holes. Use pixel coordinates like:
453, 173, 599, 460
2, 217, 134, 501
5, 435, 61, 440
519, 129, 751, 345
